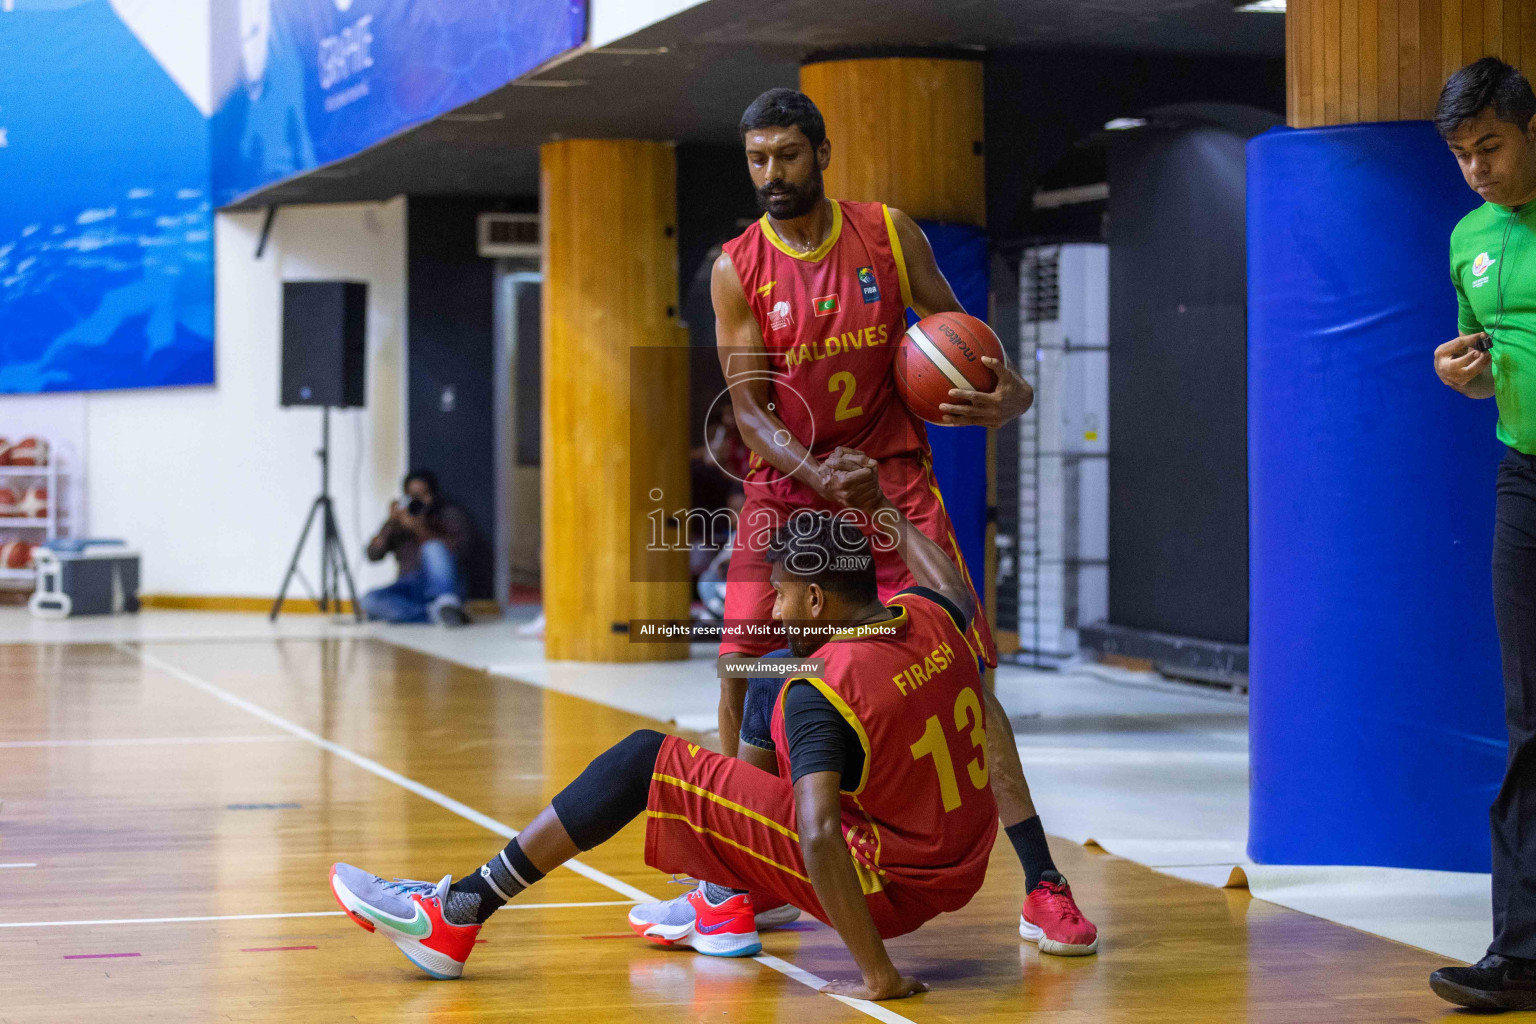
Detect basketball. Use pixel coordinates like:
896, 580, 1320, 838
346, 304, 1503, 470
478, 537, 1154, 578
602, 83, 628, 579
8, 436, 46, 466
20, 483, 46, 518
2, 539, 33, 569
894, 312, 1006, 424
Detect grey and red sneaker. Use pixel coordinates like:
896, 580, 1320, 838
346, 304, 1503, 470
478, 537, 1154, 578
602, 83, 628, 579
330, 863, 480, 979
628, 881, 762, 957
1020, 871, 1099, 956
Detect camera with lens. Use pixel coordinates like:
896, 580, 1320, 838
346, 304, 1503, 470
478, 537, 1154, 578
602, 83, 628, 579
402, 497, 426, 517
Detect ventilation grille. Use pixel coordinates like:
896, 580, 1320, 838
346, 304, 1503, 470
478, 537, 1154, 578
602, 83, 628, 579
477, 213, 540, 258
1021, 248, 1061, 323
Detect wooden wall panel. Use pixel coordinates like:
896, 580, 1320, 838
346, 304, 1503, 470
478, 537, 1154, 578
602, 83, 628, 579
1326, 0, 1343, 122
1343, 0, 1362, 122
1320, 0, 1333, 121
1525, 0, 1536, 72
1378, 0, 1399, 121
1507, 0, 1524, 66
1360, 0, 1381, 120
1289, 0, 1536, 125
800, 57, 986, 226
540, 139, 690, 662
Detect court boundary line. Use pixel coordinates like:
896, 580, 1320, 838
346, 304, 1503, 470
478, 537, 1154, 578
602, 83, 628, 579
0, 902, 642, 929
0, 735, 299, 749
114, 644, 653, 903
116, 643, 918, 1024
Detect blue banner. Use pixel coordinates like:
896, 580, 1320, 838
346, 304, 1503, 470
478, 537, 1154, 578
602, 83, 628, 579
0, 0, 214, 393
213, 0, 587, 205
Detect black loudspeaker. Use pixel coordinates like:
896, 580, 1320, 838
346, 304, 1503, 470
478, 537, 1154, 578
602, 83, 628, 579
281, 281, 367, 407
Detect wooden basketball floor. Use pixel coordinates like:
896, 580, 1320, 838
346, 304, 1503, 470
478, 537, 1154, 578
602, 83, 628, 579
0, 637, 1490, 1022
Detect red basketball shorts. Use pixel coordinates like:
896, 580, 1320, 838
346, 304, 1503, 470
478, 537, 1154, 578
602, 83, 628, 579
644, 736, 960, 939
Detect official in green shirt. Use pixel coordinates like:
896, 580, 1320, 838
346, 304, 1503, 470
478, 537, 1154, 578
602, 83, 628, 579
1448, 182, 1536, 452
1431, 57, 1536, 1012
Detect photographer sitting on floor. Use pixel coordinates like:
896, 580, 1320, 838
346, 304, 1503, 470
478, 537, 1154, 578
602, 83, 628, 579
361, 469, 470, 627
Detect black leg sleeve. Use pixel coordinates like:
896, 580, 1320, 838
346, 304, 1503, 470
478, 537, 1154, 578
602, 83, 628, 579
549, 729, 667, 851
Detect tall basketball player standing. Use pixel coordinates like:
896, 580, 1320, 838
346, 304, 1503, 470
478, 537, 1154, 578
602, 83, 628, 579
695, 88, 1098, 954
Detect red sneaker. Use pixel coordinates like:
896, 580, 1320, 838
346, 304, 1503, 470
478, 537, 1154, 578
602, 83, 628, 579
628, 882, 762, 957
1020, 871, 1099, 956
330, 863, 481, 978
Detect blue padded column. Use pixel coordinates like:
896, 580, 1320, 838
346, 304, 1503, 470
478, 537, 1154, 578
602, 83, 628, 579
916, 220, 990, 603
1247, 121, 1504, 870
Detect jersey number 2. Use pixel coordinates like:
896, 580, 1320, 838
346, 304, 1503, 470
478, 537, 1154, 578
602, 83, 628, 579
829, 371, 864, 421
908, 688, 989, 812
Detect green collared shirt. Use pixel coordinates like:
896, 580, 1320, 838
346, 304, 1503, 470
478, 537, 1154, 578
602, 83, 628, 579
1452, 201, 1536, 453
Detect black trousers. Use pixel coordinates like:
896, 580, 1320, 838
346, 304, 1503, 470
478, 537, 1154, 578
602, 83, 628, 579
1491, 448, 1536, 958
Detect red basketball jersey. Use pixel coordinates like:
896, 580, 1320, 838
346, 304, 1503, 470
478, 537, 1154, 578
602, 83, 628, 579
770, 591, 998, 910
722, 200, 928, 490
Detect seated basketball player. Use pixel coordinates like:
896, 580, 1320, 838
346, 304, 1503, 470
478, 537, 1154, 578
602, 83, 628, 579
330, 485, 999, 1001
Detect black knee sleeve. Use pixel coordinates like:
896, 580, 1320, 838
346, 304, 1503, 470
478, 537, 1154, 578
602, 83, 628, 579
550, 729, 666, 851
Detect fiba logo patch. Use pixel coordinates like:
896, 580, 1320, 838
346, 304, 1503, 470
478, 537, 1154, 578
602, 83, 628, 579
1474, 252, 1497, 277
768, 300, 794, 332
857, 266, 881, 303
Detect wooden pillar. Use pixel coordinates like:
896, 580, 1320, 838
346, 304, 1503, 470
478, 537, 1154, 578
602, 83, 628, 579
540, 140, 690, 662
1287, 0, 1536, 127
800, 56, 986, 226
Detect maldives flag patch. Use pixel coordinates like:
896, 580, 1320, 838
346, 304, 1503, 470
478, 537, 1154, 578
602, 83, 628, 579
813, 294, 840, 317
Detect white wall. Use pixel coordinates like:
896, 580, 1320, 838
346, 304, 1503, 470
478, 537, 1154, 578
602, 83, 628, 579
0, 199, 408, 597
109, 0, 213, 115
588, 0, 712, 48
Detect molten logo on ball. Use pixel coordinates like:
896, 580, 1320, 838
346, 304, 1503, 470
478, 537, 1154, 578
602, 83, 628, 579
935, 322, 977, 362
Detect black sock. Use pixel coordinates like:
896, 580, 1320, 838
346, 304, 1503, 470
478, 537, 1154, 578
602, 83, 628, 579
446, 838, 546, 925
702, 882, 747, 904
1006, 815, 1057, 891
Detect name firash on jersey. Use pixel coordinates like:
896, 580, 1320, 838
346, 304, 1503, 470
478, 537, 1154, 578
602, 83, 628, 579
892, 640, 957, 696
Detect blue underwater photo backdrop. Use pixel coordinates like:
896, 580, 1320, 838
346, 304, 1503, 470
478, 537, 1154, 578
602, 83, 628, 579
0, 0, 586, 394
0, 0, 214, 393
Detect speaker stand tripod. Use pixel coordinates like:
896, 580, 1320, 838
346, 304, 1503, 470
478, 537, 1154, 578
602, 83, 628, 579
271, 406, 362, 622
